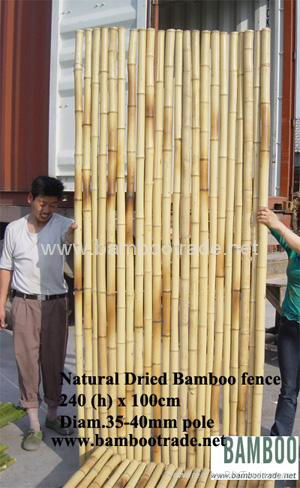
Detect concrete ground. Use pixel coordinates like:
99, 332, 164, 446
0, 302, 299, 488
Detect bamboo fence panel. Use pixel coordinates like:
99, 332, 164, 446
72, 27, 271, 479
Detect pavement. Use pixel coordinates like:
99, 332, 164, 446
0, 302, 299, 488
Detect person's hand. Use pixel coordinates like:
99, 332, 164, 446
257, 207, 282, 230
0, 304, 7, 329
63, 223, 78, 244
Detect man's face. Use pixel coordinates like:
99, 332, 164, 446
27, 193, 59, 224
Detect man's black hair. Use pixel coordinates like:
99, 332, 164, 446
31, 176, 64, 200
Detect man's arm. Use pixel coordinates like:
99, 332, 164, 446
0, 269, 12, 328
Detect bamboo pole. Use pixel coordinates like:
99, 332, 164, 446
179, 29, 192, 469
197, 29, 210, 467
91, 27, 100, 435
166, 469, 184, 488
223, 31, 238, 436
144, 463, 165, 487
125, 463, 147, 488
107, 27, 118, 441
247, 30, 261, 435
170, 28, 183, 468
98, 27, 109, 442
116, 26, 127, 458
74, 29, 85, 463
162, 28, 175, 466
82, 28, 93, 454
195, 468, 209, 488
78, 448, 114, 488
230, 31, 244, 436
251, 27, 270, 435
186, 469, 201, 488
188, 29, 200, 470
90, 454, 122, 487
238, 30, 254, 436
104, 459, 130, 488
126, 28, 138, 460
144, 27, 155, 463
135, 28, 146, 461
204, 30, 219, 468
158, 465, 178, 488
113, 460, 140, 487
135, 463, 157, 488
152, 30, 165, 464
211, 31, 229, 437
64, 447, 106, 488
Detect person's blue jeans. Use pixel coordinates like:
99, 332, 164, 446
270, 316, 300, 436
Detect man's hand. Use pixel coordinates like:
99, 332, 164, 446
257, 207, 282, 230
0, 304, 7, 329
63, 223, 78, 245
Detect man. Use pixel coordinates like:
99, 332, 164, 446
0, 176, 76, 450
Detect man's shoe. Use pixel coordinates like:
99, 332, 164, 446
45, 417, 74, 436
22, 430, 43, 451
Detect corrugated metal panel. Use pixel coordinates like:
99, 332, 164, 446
159, 0, 283, 197
0, 0, 52, 193
49, 0, 147, 191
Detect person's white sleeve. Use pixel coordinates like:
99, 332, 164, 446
61, 217, 75, 243
0, 226, 14, 271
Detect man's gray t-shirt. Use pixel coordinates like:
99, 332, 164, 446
0, 213, 73, 295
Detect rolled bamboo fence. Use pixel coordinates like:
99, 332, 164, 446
70, 26, 271, 485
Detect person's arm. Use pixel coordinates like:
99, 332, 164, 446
0, 269, 12, 328
0, 226, 14, 329
257, 207, 300, 254
269, 227, 291, 254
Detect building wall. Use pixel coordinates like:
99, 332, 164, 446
0, 0, 52, 193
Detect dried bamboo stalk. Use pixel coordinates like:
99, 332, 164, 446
251, 27, 270, 435
78, 448, 114, 488
188, 29, 200, 469
238, 30, 254, 436
135, 463, 157, 488
104, 459, 130, 488
158, 465, 178, 488
143, 28, 155, 462
126, 28, 137, 460
247, 30, 261, 435
211, 31, 229, 437
144, 463, 165, 487
116, 26, 127, 457
98, 27, 109, 441
166, 469, 184, 488
152, 30, 165, 464
114, 460, 140, 487
91, 27, 100, 435
135, 28, 146, 461
170, 28, 183, 468
195, 468, 209, 488
82, 28, 94, 454
204, 30, 219, 468
74, 28, 85, 463
125, 463, 147, 488
197, 30, 210, 467
90, 454, 122, 487
107, 27, 118, 441
63, 446, 106, 487
230, 31, 244, 436
186, 469, 201, 488
162, 28, 175, 465
179, 29, 192, 469
223, 31, 238, 436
